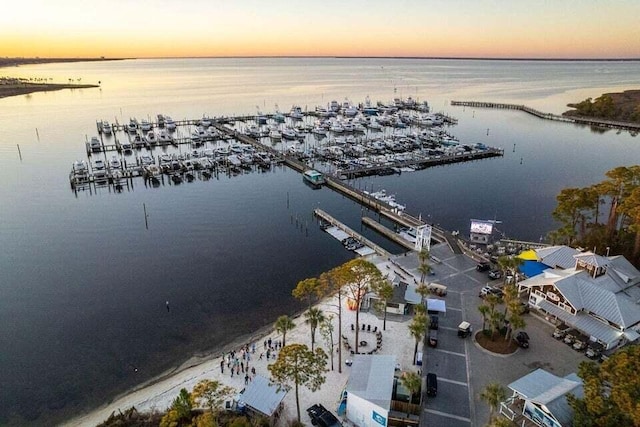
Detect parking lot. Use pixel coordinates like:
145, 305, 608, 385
396, 243, 589, 426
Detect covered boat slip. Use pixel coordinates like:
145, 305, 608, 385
314, 208, 390, 257
324, 226, 377, 257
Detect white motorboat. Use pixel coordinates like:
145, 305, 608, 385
200, 116, 213, 127
93, 158, 105, 170
312, 126, 327, 136
165, 116, 176, 131
101, 121, 112, 135
269, 129, 282, 140
289, 105, 304, 120
71, 160, 89, 177
120, 140, 132, 153
140, 120, 152, 132
329, 122, 344, 133
127, 118, 139, 134
145, 131, 157, 144
109, 156, 122, 170
158, 130, 173, 145
281, 127, 297, 140
90, 136, 101, 152
139, 154, 154, 166
132, 132, 145, 148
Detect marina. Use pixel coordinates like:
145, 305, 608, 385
71, 97, 504, 198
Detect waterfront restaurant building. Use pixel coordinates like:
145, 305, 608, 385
518, 249, 640, 349
499, 368, 583, 427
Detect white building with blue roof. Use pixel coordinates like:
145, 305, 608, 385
518, 247, 640, 349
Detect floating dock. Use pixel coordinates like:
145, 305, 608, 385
314, 208, 390, 257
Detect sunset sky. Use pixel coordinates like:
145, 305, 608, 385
1, 0, 639, 59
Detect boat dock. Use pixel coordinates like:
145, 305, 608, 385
313, 208, 391, 257
450, 100, 640, 132
361, 217, 415, 251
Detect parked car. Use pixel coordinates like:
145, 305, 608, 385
476, 261, 491, 272
426, 373, 438, 397
479, 285, 503, 298
429, 315, 439, 330
428, 329, 438, 347
515, 331, 530, 348
488, 270, 503, 280
307, 404, 342, 427
573, 338, 588, 351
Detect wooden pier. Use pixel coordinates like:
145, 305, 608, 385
313, 208, 391, 257
451, 100, 640, 132
361, 217, 415, 251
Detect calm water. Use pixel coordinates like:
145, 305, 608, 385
1, 58, 640, 425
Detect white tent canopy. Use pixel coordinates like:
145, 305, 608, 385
426, 298, 446, 313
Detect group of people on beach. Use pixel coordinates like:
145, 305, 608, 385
219, 337, 282, 385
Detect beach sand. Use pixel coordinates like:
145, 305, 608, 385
63, 256, 420, 427
0, 82, 100, 99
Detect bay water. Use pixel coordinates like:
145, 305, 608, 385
1, 58, 640, 424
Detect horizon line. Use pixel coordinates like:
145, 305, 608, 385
5, 55, 640, 62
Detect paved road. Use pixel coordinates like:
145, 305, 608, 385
394, 243, 590, 427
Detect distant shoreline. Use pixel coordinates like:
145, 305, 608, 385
0, 57, 127, 69
137, 55, 640, 62
0, 81, 100, 99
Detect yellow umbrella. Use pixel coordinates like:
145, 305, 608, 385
517, 249, 538, 261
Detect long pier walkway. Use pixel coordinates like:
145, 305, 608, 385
451, 101, 640, 132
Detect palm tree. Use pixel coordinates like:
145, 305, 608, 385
478, 304, 490, 332
400, 371, 422, 408
417, 248, 432, 286
409, 313, 427, 365
480, 382, 507, 422
304, 308, 326, 351
275, 315, 295, 347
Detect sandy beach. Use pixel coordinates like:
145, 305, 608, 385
63, 255, 420, 427
0, 81, 100, 99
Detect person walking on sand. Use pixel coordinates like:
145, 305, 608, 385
220, 359, 224, 373
244, 374, 249, 385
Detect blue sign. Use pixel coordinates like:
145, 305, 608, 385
372, 410, 386, 426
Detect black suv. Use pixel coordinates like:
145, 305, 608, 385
307, 404, 342, 427
476, 262, 491, 272
515, 331, 530, 348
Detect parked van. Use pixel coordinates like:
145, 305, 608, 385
426, 373, 438, 397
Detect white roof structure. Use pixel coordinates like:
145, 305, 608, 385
346, 355, 396, 410
508, 369, 583, 427
238, 375, 287, 417
426, 298, 446, 313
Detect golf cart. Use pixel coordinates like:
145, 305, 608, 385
458, 321, 472, 338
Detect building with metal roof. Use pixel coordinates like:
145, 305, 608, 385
518, 248, 640, 349
346, 355, 396, 427
499, 368, 583, 427
236, 375, 286, 421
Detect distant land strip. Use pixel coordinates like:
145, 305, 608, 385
0, 82, 100, 99
0, 57, 127, 68
142, 55, 640, 62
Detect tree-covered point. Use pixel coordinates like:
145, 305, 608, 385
550, 165, 640, 266
567, 345, 640, 427
563, 90, 640, 123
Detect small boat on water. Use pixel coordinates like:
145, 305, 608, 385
71, 160, 89, 177
281, 127, 297, 140
102, 121, 112, 135
269, 129, 282, 141
127, 118, 139, 134
145, 131, 157, 144
120, 140, 132, 153
139, 154, 154, 166
132, 132, 145, 148
109, 156, 122, 170
165, 116, 176, 131
140, 120, 152, 132
303, 169, 325, 188
93, 158, 105, 170
90, 136, 101, 152
289, 105, 304, 120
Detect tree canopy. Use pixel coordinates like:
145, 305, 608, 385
568, 346, 640, 427
550, 165, 640, 265
268, 343, 328, 423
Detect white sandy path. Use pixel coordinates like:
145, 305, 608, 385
65, 261, 420, 427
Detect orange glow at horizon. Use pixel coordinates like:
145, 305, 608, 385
1, 1, 639, 59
